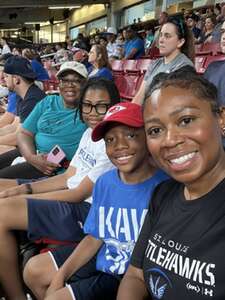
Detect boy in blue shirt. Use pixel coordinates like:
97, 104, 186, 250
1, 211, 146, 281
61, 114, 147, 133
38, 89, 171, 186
24, 102, 168, 300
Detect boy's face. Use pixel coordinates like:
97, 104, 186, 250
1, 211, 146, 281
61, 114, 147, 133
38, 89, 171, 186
104, 124, 149, 180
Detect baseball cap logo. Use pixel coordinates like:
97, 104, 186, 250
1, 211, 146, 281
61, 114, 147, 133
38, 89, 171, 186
105, 105, 126, 119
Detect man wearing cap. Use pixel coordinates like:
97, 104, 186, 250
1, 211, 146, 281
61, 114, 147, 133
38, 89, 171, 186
105, 27, 121, 60
0, 56, 45, 158
0, 61, 87, 179
123, 25, 145, 59
0, 54, 16, 129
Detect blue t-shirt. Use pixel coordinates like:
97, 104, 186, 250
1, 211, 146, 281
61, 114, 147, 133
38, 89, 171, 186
31, 59, 50, 81
89, 67, 113, 81
124, 37, 145, 59
84, 169, 169, 275
22, 94, 86, 160
6, 92, 17, 114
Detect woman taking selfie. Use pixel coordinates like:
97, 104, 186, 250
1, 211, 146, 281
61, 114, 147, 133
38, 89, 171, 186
118, 68, 225, 300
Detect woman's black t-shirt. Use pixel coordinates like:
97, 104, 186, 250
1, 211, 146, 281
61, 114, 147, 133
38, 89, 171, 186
131, 178, 225, 299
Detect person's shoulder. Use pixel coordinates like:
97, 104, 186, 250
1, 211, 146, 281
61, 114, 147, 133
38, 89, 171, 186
150, 178, 180, 209
95, 168, 116, 185
204, 60, 225, 79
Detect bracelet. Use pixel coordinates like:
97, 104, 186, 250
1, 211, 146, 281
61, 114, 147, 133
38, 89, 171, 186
25, 183, 33, 194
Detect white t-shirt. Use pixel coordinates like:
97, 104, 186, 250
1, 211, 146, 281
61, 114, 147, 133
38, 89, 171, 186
67, 127, 114, 203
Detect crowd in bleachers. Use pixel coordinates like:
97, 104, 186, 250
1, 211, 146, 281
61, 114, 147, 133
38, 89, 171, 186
0, 2, 224, 300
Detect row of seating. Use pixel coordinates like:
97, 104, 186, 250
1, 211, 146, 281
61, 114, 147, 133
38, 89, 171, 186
195, 42, 222, 56
195, 54, 225, 74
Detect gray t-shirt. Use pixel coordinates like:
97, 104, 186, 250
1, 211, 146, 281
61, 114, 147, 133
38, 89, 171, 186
144, 53, 194, 88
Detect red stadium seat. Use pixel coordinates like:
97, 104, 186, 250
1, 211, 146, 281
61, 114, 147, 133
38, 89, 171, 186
111, 59, 124, 73
114, 73, 141, 101
136, 59, 152, 74
195, 43, 221, 56
195, 56, 207, 74
43, 80, 59, 94
204, 54, 225, 70
145, 46, 161, 59
123, 59, 138, 73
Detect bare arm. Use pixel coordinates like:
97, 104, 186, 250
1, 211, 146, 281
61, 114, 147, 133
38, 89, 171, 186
17, 127, 36, 157
0, 117, 20, 146
28, 174, 93, 202
46, 235, 103, 296
0, 111, 15, 128
132, 80, 146, 106
125, 48, 138, 60
0, 165, 76, 198
17, 128, 59, 175
117, 265, 150, 300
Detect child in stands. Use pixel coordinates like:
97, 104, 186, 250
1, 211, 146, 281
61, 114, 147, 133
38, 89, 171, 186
24, 102, 168, 300
0, 78, 120, 300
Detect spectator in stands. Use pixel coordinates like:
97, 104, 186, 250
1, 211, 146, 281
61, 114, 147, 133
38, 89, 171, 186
73, 33, 90, 51
0, 78, 120, 300
212, 4, 225, 42
133, 17, 194, 105
0, 56, 45, 158
144, 28, 155, 51
151, 11, 168, 47
0, 61, 87, 179
117, 68, 225, 300
0, 54, 18, 131
0, 37, 11, 55
94, 34, 101, 45
54, 43, 67, 64
204, 21, 225, 108
123, 25, 145, 59
199, 15, 217, 44
88, 44, 113, 80
186, 13, 202, 43
22, 48, 49, 82
99, 36, 108, 47
23, 102, 168, 300
105, 27, 122, 60
73, 49, 92, 73
12, 47, 22, 56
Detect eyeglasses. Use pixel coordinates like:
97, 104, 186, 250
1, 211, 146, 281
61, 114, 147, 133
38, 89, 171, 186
59, 78, 83, 87
82, 102, 110, 115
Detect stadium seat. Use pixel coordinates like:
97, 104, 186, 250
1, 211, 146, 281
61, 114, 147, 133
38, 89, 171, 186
114, 73, 141, 101
204, 54, 225, 70
123, 59, 138, 73
195, 56, 207, 74
136, 59, 152, 74
111, 59, 124, 73
195, 42, 221, 56
145, 46, 161, 59
43, 80, 59, 94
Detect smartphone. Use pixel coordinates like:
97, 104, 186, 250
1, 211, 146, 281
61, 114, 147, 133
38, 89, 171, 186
47, 145, 66, 164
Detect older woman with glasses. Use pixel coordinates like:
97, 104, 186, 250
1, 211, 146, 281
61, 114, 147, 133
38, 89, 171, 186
0, 61, 87, 180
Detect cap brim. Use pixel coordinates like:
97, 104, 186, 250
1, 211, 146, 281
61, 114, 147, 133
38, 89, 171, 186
92, 118, 143, 142
56, 67, 87, 78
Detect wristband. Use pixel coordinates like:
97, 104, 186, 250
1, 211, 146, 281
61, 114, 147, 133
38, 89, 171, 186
25, 183, 33, 194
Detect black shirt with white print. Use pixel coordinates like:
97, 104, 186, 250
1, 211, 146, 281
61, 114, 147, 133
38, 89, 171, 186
131, 179, 225, 299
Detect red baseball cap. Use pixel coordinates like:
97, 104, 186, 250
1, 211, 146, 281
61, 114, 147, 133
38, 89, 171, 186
92, 102, 144, 142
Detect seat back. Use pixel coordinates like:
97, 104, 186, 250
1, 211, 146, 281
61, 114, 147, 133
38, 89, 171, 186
195, 56, 207, 74
136, 59, 152, 74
